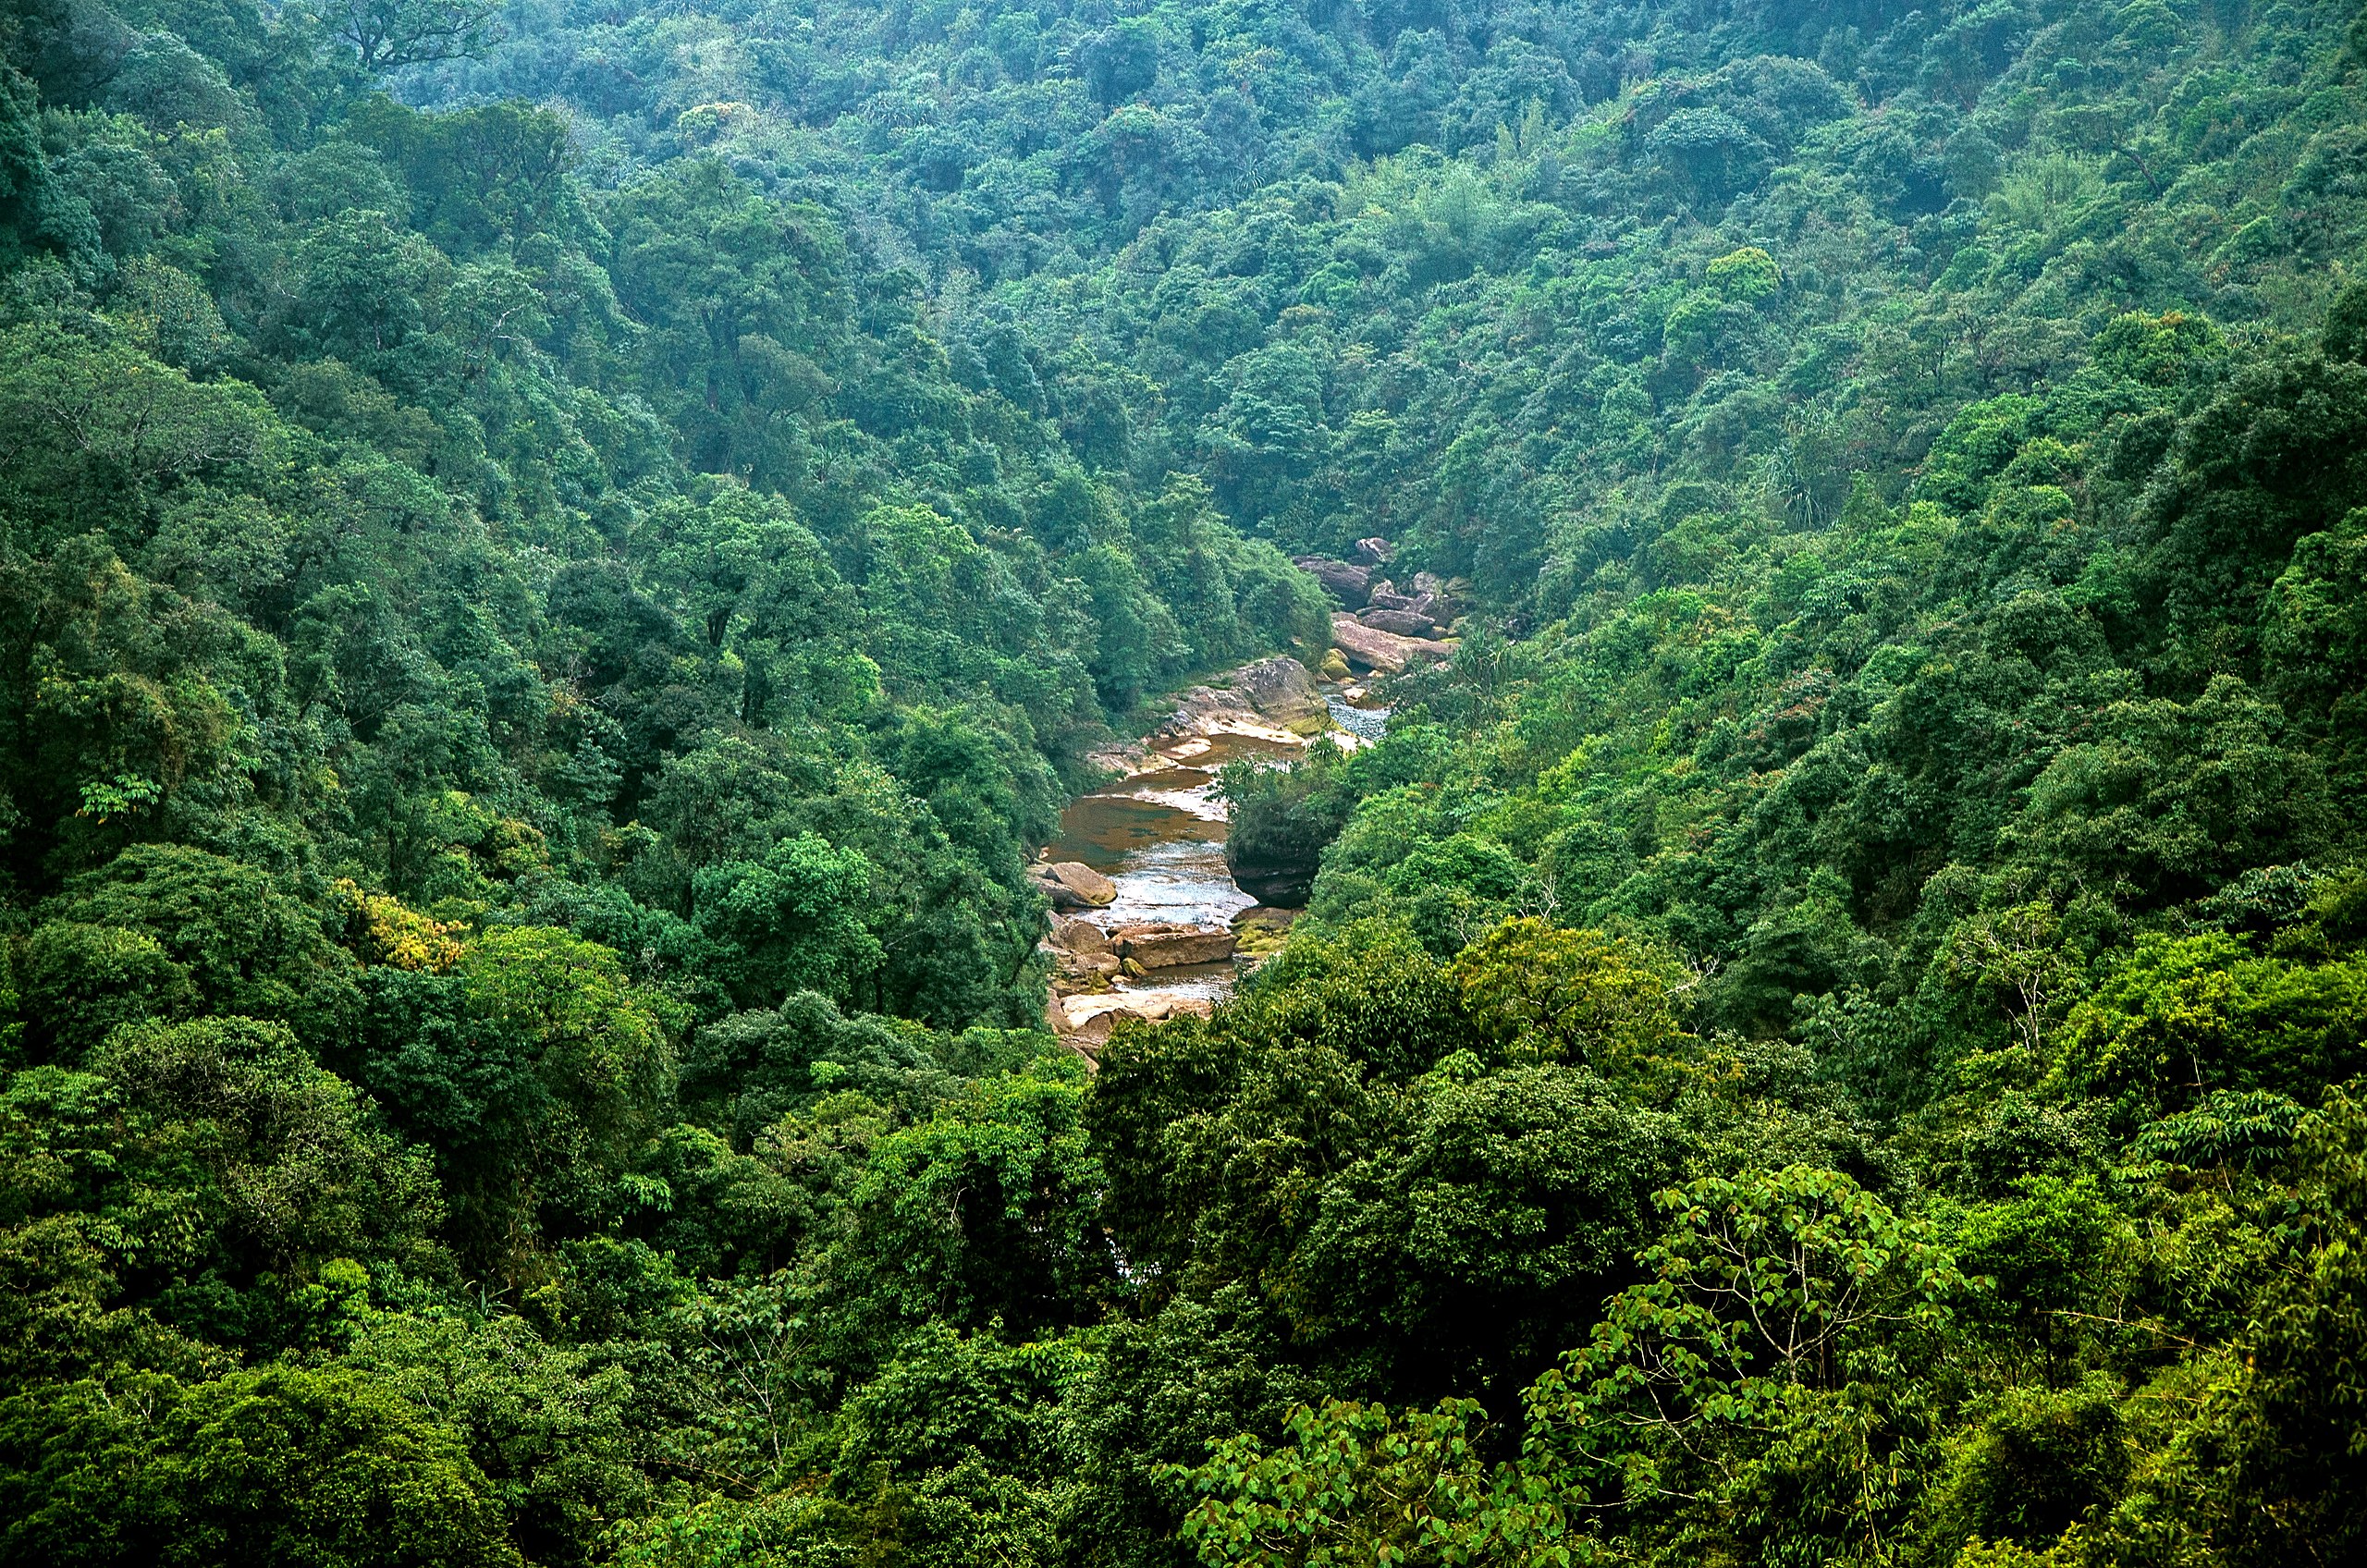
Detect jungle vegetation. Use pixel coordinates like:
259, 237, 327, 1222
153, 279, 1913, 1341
3, 0, 2367, 1562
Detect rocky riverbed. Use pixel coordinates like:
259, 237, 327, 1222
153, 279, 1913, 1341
1034, 654, 1386, 1054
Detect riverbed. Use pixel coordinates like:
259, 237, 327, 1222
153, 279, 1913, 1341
1043, 683, 1388, 1022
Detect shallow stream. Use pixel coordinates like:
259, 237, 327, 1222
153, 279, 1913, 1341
1043, 686, 1388, 1015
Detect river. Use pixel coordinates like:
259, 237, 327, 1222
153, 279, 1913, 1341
1042, 683, 1388, 1022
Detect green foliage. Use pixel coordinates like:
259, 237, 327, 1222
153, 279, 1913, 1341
0, 1365, 521, 1566
692, 834, 882, 1011
8, 0, 2367, 1564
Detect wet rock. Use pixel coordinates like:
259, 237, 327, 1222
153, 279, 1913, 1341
1034, 860, 1117, 909
1111, 922, 1237, 967
1358, 606, 1437, 637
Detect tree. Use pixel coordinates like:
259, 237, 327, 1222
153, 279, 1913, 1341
331, 0, 497, 73
692, 832, 883, 1011
38, 846, 362, 1047
0, 1366, 521, 1567
0, 327, 279, 547
824, 1060, 1111, 1359
1515, 1167, 1968, 1562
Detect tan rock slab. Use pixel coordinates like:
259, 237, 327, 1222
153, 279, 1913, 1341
1331, 612, 1452, 673
1034, 860, 1117, 908
1228, 655, 1325, 724
1110, 922, 1238, 967
1050, 918, 1111, 954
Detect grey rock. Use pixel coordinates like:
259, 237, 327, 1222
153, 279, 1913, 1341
1294, 556, 1371, 607
1359, 606, 1437, 637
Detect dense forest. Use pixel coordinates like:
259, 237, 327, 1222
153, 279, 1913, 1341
5, 0, 2367, 1561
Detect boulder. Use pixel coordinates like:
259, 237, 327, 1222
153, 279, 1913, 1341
1061, 1005, 1147, 1048
1353, 536, 1394, 566
1358, 606, 1437, 637
1153, 683, 1300, 744
1230, 654, 1325, 724
1331, 612, 1451, 674
1317, 647, 1350, 680
1049, 918, 1111, 954
1294, 556, 1371, 607
1034, 861, 1117, 909
1083, 739, 1151, 778
1053, 949, 1120, 982
1061, 993, 1136, 1030
1110, 922, 1238, 967
1226, 843, 1317, 906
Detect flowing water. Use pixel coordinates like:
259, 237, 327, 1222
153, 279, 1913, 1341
1043, 688, 1390, 1015
1327, 692, 1389, 742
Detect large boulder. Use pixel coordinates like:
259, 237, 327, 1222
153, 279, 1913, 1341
1034, 861, 1117, 909
1110, 923, 1237, 967
1153, 685, 1264, 742
1049, 918, 1111, 954
1059, 1000, 1147, 1049
1294, 557, 1371, 608
1358, 606, 1437, 637
1331, 613, 1451, 674
1353, 536, 1394, 566
1230, 655, 1325, 724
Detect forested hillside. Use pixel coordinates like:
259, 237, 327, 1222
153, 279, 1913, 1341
4, 0, 2367, 1562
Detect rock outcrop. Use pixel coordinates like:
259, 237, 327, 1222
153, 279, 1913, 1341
1153, 655, 1326, 743
1228, 654, 1325, 724
1057, 993, 1215, 1050
1227, 852, 1318, 907
1110, 922, 1237, 967
1358, 606, 1437, 637
1033, 860, 1117, 909
1294, 556, 1372, 607
1331, 612, 1452, 673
